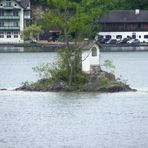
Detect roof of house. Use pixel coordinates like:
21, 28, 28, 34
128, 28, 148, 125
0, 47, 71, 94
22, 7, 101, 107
20, 0, 30, 8
100, 10, 148, 23
0, 0, 30, 9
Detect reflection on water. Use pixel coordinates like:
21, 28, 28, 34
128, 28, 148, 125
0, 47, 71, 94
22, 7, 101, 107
0, 51, 148, 148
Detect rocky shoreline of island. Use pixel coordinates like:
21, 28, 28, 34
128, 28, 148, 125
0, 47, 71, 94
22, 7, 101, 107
14, 70, 136, 93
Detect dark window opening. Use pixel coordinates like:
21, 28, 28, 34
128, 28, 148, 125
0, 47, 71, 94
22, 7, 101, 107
14, 31, 18, 38
13, 11, 18, 16
0, 21, 4, 27
105, 35, 111, 39
116, 35, 122, 39
0, 32, 4, 38
7, 32, 11, 38
92, 47, 97, 56
132, 35, 136, 39
144, 35, 148, 38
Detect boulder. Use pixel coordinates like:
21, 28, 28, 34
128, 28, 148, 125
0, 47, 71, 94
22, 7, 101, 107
48, 81, 72, 91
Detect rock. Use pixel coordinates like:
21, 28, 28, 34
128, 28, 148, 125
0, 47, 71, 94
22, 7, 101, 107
97, 71, 115, 81
15, 70, 135, 93
81, 71, 134, 92
99, 84, 130, 92
16, 86, 34, 91
0, 88, 7, 91
82, 82, 96, 91
48, 81, 72, 91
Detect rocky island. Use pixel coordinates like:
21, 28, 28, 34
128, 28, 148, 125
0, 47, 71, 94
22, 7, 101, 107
16, 42, 135, 93
16, 69, 135, 93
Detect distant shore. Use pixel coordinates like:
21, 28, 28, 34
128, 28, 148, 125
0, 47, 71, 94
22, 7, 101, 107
0, 42, 148, 52
102, 43, 148, 52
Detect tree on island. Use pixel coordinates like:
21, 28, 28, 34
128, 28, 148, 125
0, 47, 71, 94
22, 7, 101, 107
40, 0, 107, 86
23, 24, 43, 41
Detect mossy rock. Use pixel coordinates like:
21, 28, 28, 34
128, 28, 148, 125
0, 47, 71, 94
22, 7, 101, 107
48, 80, 72, 91
16, 70, 135, 93
98, 82, 131, 92
16, 78, 52, 91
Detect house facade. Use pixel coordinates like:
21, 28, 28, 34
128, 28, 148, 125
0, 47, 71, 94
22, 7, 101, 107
0, 0, 31, 43
98, 10, 148, 42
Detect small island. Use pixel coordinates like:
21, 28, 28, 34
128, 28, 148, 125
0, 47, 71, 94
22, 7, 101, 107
16, 70, 134, 93
15, 0, 135, 93
16, 42, 135, 93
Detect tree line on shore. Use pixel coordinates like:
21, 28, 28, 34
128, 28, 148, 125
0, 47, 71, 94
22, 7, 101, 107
31, 0, 148, 10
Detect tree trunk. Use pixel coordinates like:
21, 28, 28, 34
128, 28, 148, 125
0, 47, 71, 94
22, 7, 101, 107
63, 28, 73, 86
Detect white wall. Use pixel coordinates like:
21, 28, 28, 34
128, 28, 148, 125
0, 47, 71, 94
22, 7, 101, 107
82, 50, 91, 73
98, 31, 148, 42
20, 8, 24, 32
0, 33, 23, 43
82, 44, 100, 73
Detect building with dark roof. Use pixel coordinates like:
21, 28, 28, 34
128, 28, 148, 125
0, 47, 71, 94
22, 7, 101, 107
0, 0, 31, 43
97, 10, 148, 43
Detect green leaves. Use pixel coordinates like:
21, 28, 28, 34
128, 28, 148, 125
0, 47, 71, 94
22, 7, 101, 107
103, 59, 115, 73
35, 0, 120, 86
23, 24, 43, 40
42, 0, 108, 39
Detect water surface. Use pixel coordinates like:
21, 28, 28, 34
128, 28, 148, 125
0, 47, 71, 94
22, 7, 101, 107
0, 51, 148, 148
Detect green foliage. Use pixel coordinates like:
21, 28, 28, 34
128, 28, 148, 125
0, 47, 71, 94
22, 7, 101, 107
39, 0, 108, 86
118, 0, 148, 9
31, 0, 48, 5
23, 24, 43, 40
33, 62, 69, 81
33, 0, 126, 87
74, 72, 89, 84
33, 47, 89, 87
57, 35, 73, 42
98, 78, 109, 88
116, 75, 128, 85
32, 79, 52, 90
33, 48, 70, 81
21, 81, 31, 87
42, 0, 106, 39
32, 63, 52, 78
40, 0, 140, 39
103, 59, 115, 70
21, 79, 52, 91
34, 0, 148, 32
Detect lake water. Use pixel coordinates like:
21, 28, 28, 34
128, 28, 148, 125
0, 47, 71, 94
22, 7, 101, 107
0, 51, 148, 148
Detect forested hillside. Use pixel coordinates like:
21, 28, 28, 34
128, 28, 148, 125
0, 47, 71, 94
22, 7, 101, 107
30, 0, 148, 10
30, 0, 148, 20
